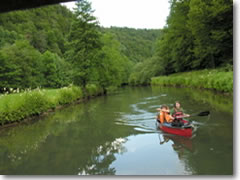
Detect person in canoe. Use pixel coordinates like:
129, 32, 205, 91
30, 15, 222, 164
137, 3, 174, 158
170, 101, 190, 127
156, 105, 175, 124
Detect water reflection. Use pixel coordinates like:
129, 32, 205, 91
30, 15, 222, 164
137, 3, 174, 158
158, 133, 194, 152
0, 86, 233, 175
158, 133, 197, 174
77, 138, 128, 175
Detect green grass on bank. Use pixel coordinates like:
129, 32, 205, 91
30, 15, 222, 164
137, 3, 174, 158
151, 69, 233, 93
0, 84, 104, 125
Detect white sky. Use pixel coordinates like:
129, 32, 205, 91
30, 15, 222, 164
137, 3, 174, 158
61, 0, 170, 29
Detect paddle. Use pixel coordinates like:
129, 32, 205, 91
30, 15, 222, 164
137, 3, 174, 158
175, 111, 210, 119
192, 111, 210, 117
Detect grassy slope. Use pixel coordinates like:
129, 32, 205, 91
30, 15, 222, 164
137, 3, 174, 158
0, 84, 103, 125
151, 69, 233, 93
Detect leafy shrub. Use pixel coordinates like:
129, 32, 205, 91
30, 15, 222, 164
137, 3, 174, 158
151, 69, 233, 93
0, 85, 102, 125
86, 84, 103, 97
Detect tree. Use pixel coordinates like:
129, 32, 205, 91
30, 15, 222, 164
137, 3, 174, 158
188, 0, 233, 68
0, 40, 44, 90
98, 33, 132, 89
41, 51, 73, 88
103, 27, 161, 63
166, 0, 194, 72
65, 0, 103, 88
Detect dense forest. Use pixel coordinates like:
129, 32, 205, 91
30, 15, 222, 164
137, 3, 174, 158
0, 1, 159, 92
0, 0, 233, 91
130, 0, 233, 85
102, 27, 161, 62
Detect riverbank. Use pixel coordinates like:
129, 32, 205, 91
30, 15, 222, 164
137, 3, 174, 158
0, 84, 104, 127
151, 69, 233, 93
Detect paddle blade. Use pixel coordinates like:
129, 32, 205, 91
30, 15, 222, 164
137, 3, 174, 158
197, 111, 210, 116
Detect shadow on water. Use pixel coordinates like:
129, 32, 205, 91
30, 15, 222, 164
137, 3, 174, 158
0, 86, 233, 175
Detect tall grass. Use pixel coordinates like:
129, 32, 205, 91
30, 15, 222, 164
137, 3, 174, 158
151, 69, 233, 93
0, 84, 103, 125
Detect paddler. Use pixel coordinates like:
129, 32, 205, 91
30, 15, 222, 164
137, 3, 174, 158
156, 105, 174, 124
170, 101, 190, 127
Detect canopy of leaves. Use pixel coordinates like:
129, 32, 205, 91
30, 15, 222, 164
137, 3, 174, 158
0, 0, 232, 90
102, 27, 161, 63
129, 0, 233, 85
0, 1, 139, 92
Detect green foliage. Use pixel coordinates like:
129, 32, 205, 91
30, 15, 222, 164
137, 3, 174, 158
128, 56, 160, 85
20, 90, 49, 117
65, 0, 103, 88
0, 85, 104, 125
188, 0, 233, 68
0, 89, 49, 124
58, 86, 82, 105
102, 27, 161, 63
41, 51, 73, 88
129, 0, 195, 83
0, 5, 75, 92
130, 0, 232, 85
98, 33, 133, 88
0, 40, 44, 90
0, 26, 22, 48
151, 69, 233, 93
0, 1, 160, 124
0, 5, 73, 56
0, 2, 159, 92
0, 41, 73, 92
85, 84, 103, 97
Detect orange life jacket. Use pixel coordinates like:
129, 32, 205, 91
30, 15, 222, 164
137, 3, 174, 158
158, 111, 172, 123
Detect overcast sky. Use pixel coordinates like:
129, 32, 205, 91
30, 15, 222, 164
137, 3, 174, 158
61, 0, 170, 29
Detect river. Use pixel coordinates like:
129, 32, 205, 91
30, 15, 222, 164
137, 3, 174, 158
0, 86, 233, 175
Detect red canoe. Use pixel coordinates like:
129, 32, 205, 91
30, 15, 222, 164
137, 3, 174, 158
157, 120, 194, 137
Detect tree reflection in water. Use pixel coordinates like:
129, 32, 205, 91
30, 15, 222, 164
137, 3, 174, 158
77, 138, 127, 175
0, 101, 133, 175
0, 86, 233, 175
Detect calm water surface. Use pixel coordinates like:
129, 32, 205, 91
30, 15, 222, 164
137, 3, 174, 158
0, 87, 233, 175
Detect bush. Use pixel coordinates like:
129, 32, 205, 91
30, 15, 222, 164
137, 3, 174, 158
0, 90, 50, 124
85, 84, 103, 97
151, 69, 233, 93
0, 85, 102, 125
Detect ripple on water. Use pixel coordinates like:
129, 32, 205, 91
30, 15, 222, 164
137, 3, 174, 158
115, 94, 211, 135
115, 98, 161, 133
